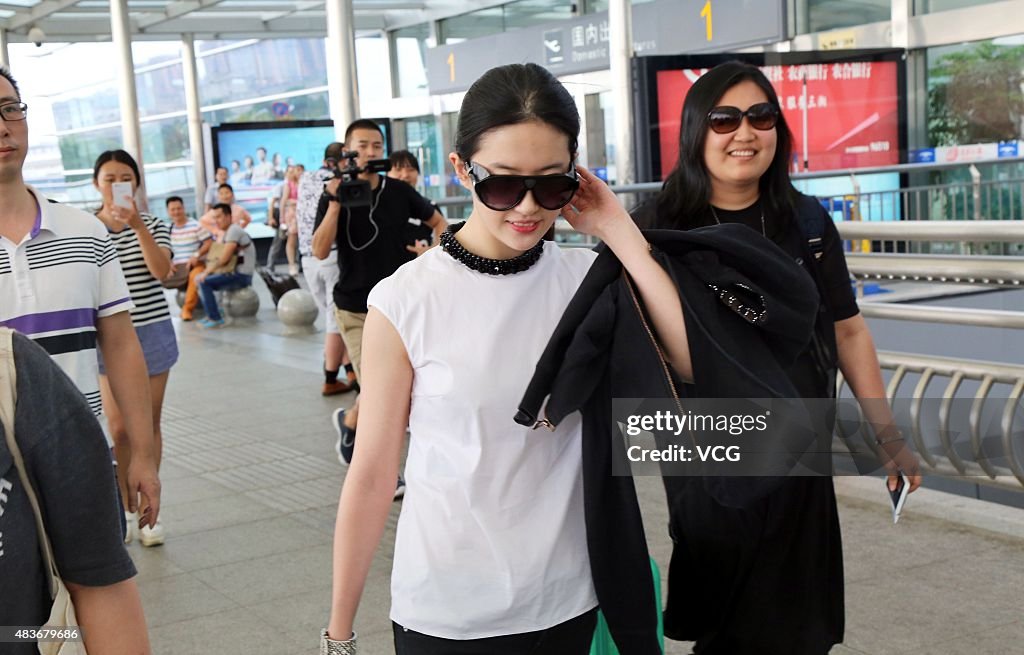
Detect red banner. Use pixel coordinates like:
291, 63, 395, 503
656, 61, 900, 178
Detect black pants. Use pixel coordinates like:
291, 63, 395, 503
392, 608, 597, 655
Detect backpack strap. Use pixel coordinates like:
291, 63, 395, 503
795, 194, 828, 260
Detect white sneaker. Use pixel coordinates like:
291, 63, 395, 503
140, 521, 166, 547
124, 511, 138, 544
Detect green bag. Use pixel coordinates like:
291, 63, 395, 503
589, 557, 665, 655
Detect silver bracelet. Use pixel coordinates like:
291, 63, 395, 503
320, 629, 357, 655
876, 431, 905, 446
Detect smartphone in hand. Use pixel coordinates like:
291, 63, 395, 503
112, 181, 134, 209
888, 470, 910, 524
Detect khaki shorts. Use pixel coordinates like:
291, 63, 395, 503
334, 307, 366, 381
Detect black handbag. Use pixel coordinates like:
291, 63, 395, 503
257, 267, 300, 307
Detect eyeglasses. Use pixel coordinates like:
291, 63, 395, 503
707, 102, 779, 134
0, 102, 27, 122
465, 160, 579, 211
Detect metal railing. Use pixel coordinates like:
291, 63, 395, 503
837, 353, 1024, 491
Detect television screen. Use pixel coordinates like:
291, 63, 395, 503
210, 119, 392, 234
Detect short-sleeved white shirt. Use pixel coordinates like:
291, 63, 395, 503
0, 186, 133, 415
368, 241, 599, 639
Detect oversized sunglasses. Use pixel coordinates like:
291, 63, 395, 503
707, 102, 780, 134
465, 161, 579, 211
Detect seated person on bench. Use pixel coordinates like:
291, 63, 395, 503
195, 203, 256, 328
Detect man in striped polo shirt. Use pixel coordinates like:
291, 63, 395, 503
0, 67, 162, 527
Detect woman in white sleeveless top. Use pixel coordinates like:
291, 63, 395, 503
323, 63, 692, 655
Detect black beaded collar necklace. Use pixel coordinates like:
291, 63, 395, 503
439, 222, 544, 275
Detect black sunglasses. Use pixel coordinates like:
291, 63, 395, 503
707, 102, 780, 134
465, 161, 579, 211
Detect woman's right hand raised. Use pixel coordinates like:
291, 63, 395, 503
559, 164, 632, 241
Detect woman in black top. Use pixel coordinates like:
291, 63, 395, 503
634, 61, 922, 654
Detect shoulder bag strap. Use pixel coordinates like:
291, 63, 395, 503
0, 328, 62, 600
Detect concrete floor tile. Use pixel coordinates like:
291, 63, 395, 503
197, 544, 335, 606
148, 607, 297, 655
127, 545, 186, 582
155, 491, 284, 537
159, 514, 331, 572
138, 572, 238, 628
155, 460, 199, 482
842, 573, 1023, 653
248, 588, 335, 644
159, 475, 235, 508
917, 620, 1024, 654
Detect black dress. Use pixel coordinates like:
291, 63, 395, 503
660, 199, 857, 654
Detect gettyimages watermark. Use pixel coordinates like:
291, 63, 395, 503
611, 397, 1024, 477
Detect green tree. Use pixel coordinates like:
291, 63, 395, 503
928, 41, 1024, 146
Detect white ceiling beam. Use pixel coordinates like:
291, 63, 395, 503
28, 11, 385, 39
5, 0, 83, 31
134, 0, 228, 31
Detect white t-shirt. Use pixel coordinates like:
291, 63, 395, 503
368, 241, 599, 639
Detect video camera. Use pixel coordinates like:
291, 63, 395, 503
326, 150, 391, 208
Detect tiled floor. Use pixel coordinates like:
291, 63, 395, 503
130, 280, 1024, 654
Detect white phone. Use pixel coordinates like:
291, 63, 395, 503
111, 181, 134, 209
887, 470, 910, 524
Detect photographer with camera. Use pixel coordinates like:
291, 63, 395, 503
312, 120, 446, 490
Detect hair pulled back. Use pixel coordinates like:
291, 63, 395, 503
455, 63, 579, 162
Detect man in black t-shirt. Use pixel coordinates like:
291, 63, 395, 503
311, 120, 446, 484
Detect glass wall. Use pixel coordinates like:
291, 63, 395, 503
440, 6, 504, 44
915, 0, 992, 12
503, 0, 574, 30
196, 38, 328, 107
926, 36, 1024, 146
400, 115, 447, 202
33, 37, 338, 214
392, 23, 432, 97
924, 35, 1024, 220
795, 0, 891, 34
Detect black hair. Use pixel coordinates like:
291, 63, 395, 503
344, 119, 383, 145
651, 61, 796, 231
323, 141, 345, 162
213, 203, 232, 216
0, 66, 20, 100
389, 150, 420, 172
218, 183, 233, 192
92, 149, 141, 185
455, 63, 579, 163
165, 195, 184, 207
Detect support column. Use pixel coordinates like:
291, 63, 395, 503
181, 34, 206, 211
110, 0, 147, 207
891, 0, 911, 50
0, 30, 9, 71
325, 0, 359, 141
608, 0, 634, 189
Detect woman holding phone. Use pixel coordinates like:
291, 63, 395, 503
323, 63, 689, 654
93, 149, 177, 548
